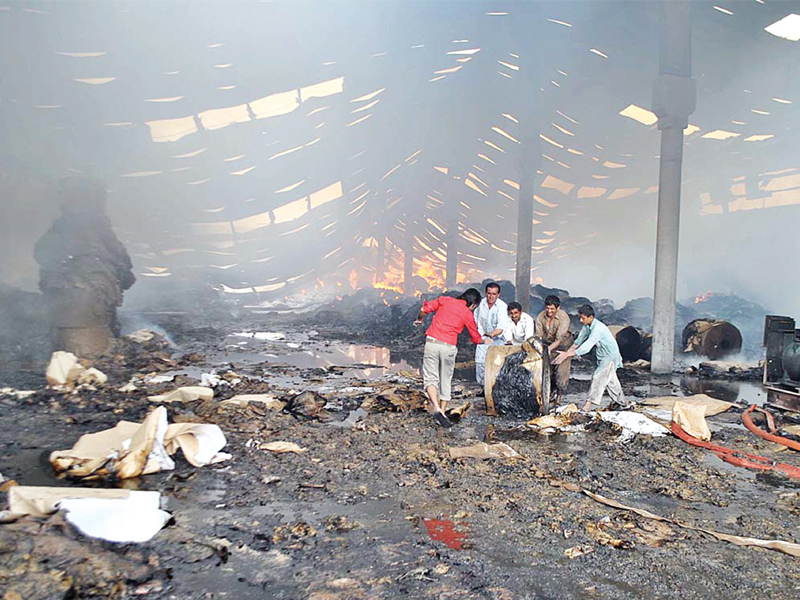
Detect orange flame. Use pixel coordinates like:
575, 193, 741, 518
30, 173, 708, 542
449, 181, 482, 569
694, 291, 714, 304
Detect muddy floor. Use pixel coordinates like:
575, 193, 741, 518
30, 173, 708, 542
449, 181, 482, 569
1, 312, 800, 599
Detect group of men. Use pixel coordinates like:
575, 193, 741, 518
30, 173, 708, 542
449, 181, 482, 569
468, 282, 626, 410
419, 281, 627, 424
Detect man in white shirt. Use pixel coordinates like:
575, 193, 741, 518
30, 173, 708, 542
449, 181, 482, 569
504, 301, 535, 344
475, 282, 509, 385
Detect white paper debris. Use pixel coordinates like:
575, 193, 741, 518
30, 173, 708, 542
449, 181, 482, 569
201, 372, 223, 387
0, 388, 36, 399
46, 351, 84, 386
60, 491, 170, 543
78, 367, 108, 385
598, 411, 669, 443
232, 331, 286, 341
148, 386, 213, 403
127, 329, 156, 343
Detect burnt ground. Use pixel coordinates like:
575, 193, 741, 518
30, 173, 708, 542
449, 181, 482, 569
1, 310, 800, 600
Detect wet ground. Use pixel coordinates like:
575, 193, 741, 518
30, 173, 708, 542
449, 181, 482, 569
2, 313, 800, 599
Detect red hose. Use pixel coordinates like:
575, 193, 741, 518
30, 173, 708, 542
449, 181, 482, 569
742, 405, 800, 452
671, 421, 800, 479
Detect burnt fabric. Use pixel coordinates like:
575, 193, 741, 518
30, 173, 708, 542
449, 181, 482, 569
492, 339, 551, 418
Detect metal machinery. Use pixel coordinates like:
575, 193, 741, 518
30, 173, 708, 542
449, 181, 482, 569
763, 315, 800, 411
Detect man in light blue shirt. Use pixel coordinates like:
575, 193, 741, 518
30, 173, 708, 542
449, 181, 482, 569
553, 304, 627, 411
475, 282, 509, 386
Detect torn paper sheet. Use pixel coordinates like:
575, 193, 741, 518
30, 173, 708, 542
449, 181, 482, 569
565, 545, 593, 559
598, 411, 668, 443
448, 442, 520, 459
445, 401, 471, 423
78, 367, 108, 386
641, 394, 733, 416
672, 401, 711, 441
165, 423, 231, 467
8, 486, 131, 517
0, 388, 36, 399
220, 394, 285, 410
50, 406, 174, 480
262, 441, 307, 454
148, 386, 213, 403
5, 486, 170, 542
46, 351, 85, 385
527, 404, 580, 433
61, 492, 170, 543
200, 372, 222, 387
50, 407, 229, 480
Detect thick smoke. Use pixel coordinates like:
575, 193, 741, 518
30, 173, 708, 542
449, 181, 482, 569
1, 1, 798, 323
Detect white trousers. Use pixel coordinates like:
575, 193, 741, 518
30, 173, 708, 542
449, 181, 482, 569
587, 360, 624, 406
475, 339, 505, 385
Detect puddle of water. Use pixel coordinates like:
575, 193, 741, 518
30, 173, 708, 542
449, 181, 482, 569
679, 376, 766, 405
421, 517, 469, 550
3, 449, 65, 487
217, 336, 411, 375
248, 498, 414, 543
327, 408, 368, 429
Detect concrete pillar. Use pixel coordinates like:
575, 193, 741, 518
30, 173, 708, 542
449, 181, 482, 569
650, 1, 696, 374
514, 10, 542, 315
515, 137, 540, 314
445, 173, 459, 290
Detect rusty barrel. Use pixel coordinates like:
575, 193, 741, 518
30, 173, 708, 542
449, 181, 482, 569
681, 319, 742, 360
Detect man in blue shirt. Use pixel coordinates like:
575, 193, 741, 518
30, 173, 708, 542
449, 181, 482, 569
553, 304, 628, 411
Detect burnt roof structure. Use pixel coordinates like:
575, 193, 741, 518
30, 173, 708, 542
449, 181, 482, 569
1, 0, 798, 307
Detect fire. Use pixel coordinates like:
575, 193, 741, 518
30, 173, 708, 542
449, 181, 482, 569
415, 260, 445, 291
694, 291, 714, 304
373, 263, 405, 293
373, 279, 404, 293
348, 269, 359, 290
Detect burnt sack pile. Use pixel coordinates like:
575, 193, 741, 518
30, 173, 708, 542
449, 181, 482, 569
492, 347, 551, 418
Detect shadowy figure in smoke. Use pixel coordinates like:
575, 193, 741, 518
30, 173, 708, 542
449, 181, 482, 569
34, 178, 135, 357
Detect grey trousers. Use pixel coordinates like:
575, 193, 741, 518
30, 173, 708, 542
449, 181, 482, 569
422, 338, 458, 402
587, 360, 625, 406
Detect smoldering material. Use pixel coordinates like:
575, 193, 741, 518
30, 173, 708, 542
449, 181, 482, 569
492, 338, 551, 418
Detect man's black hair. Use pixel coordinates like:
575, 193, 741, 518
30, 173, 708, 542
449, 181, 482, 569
578, 304, 595, 318
507, 301, 522, 312
485, 281, 500, 293
544, 295, 561, 308
458, 288, 482, 307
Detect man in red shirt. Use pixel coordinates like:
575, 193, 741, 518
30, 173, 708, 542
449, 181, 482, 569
414, 288, 483, 427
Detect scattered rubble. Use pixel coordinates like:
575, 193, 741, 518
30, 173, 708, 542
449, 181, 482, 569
448, 442, 520, 459
0, 289, 798, 599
